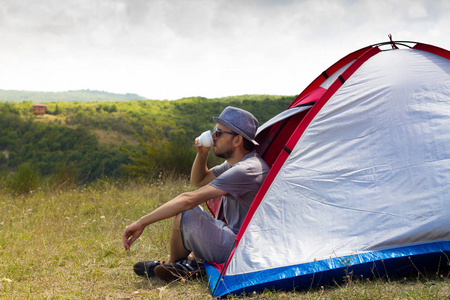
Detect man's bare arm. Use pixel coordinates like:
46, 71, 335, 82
190, 138, 216, 187
122, 184, 226, 250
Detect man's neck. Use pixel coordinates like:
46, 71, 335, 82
227, 150, 251, 166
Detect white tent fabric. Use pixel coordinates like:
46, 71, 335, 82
227, 49, 450, 276
256, 105, 311, 135
319, 60, 353, 89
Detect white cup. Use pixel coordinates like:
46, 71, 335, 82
197, 130, 213, 147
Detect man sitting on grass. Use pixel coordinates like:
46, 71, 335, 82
122, 106, 269, 281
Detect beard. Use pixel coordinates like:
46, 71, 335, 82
213, 144, 234, 159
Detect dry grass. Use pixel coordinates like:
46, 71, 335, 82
93, 129, 139, 147
0, 178, 449, 299
33, 115, 138, 147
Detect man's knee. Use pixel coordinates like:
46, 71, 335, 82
176, 207, 202, 228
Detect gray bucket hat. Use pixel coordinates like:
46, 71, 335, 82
213, 106, 259, 145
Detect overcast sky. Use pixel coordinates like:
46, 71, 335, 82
1, 0, 449, 100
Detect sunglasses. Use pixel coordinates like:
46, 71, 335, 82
213, 127, 237, 138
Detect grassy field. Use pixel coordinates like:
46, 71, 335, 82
1, 177, 449, 299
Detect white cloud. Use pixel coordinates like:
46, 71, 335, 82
0, 0, 449, 100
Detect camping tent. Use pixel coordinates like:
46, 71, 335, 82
205, 39, 450, 296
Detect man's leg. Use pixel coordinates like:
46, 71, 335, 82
167, 212, 190, 264
166, 206, 235, 264
132, 212, 189, 277
154, 207, 235, 281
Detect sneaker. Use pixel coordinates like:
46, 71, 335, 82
154, 259, 206, 282
133, 260, 161, 277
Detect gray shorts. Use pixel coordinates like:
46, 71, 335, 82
180, 206, 236, 263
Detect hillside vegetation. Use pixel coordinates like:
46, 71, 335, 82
0, 94, 294, 190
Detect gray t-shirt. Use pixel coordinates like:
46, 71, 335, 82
209, 151, 269, 234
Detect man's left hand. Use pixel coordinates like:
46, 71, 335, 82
122, 221, 145, 251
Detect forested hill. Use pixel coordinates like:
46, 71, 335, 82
0, 94, 295, 186
0, 89, 146, 103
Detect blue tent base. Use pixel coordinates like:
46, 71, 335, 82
206, 241, 450, 297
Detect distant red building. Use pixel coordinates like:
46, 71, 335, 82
32, 103, 47, 115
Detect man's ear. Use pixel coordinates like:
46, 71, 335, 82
234, 135, 243, 147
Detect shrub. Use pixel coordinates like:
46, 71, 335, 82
6, 162, 40, 194
46, 163, 80, 190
